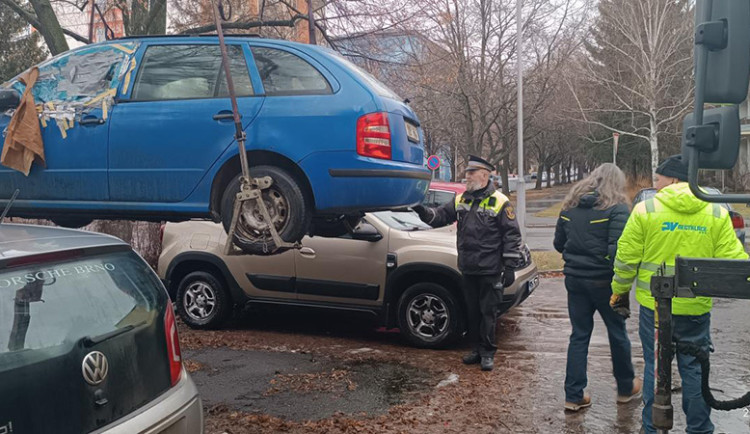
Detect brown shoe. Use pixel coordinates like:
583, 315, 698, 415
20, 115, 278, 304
617, 378, 643, 404
564, 394, 592, 412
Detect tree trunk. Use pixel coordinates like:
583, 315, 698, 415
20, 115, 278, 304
649, 116, 660, 183
546, 166, 552, 188
500, 155, 510, 196
86, 220, 162, 269
28, 0, 68, 55
535, 164, 544, 190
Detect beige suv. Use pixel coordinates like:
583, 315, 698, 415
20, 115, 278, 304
158, 211, 538, 348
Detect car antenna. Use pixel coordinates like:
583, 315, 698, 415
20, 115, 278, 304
0, 189, 20, 224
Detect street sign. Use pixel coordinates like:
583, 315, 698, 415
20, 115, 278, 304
427, 155, 440, 171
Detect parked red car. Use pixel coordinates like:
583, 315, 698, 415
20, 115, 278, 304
423, 181, 467, 207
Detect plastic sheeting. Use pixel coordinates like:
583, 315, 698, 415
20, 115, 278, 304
8, 42, 139, 136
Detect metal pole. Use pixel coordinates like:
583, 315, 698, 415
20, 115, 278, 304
516, 0, 525, 236
654, 294, 674, 432
613, 142, 617, 166
307, 0, 316, 45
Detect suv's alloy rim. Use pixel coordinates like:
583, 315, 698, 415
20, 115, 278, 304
407, 294, 450, 340
184, 281, 216, 321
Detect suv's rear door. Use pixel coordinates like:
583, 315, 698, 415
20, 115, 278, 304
108, 41, 264, 202
0, 248, 176, 433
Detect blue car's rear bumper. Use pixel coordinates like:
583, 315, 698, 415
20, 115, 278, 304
299, 151, 430, 213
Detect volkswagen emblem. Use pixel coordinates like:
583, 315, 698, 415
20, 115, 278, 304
82, 351, 109, 386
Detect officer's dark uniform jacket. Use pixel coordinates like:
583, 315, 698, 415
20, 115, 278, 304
423, 184, 523, 275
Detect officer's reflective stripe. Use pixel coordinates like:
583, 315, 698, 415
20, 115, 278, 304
561, 216, 571, 221
614, 258, 638, 271
455, 191, 508, 215
590, 218, 609, 224
613, 275, 633, 285
712, 203, 722, 219
645, 198, 655, 213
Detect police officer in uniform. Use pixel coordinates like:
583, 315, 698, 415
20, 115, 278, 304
414, 155, 523, 371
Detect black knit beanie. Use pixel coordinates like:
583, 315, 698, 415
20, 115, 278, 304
655, 154, 688, 182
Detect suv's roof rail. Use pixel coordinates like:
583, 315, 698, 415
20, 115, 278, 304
114, 33, 262, 41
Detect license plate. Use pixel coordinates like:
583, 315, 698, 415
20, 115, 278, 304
527, 276, 539, 293
405, 122, 419, 143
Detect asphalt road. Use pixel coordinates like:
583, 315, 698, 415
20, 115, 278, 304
180, 278, 750, 433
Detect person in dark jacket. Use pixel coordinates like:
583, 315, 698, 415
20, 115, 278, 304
413, 155, 523, 371
553, 163, 641, 411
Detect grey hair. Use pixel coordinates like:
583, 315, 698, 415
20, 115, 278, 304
561, 163, 628, 211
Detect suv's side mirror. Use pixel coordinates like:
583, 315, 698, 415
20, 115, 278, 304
351, 222, 382, 242
0, 88, 20, 112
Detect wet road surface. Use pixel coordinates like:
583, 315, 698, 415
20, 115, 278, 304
180, 277, 750, 433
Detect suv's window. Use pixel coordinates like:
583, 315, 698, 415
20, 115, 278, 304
132, 44, 253, 101
0, 250, 166, 359
251, 47, 332, 96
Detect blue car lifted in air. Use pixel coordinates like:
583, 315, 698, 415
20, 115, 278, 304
0, 35, 429, 254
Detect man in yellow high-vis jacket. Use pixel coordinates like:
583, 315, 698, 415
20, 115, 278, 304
610, 155, 747, 434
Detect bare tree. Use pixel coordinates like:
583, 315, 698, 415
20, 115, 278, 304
570, 0, 694, 178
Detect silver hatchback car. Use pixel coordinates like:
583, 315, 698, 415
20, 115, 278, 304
0, 224, 202, 433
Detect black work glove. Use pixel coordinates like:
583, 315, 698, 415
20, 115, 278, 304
412, 205, 431, 223
501, 270, 515, 288
609, 293, 631, 319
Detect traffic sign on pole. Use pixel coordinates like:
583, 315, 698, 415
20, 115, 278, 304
427, 155, 441, 171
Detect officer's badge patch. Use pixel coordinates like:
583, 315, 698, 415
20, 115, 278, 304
505, 205, 516, 220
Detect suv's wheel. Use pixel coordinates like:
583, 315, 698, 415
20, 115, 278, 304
220, 166, 311, 255
176, 271, 232, 329
51, 218, 93, 228
397, 282, 462, 348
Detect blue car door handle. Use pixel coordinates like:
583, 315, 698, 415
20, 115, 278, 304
213, 111, 241, 121
80, 116, 105, 126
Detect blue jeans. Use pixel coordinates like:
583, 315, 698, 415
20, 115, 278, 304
564, 276, 635, 402
640, 307, 714, 434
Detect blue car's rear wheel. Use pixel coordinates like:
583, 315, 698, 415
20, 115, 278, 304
221, 166, 311, 255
